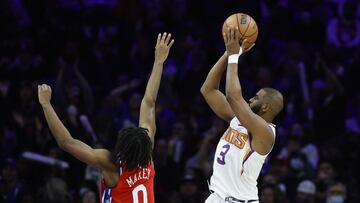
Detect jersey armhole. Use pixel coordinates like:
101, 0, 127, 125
101, 164, 122, 189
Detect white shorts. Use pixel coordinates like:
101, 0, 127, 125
205, 193, 259, 203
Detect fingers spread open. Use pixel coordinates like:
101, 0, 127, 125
227, 28, 231, 42
168, 39, 175, 48
223, 32, 227, 43
235, 27, 240, 40
161, 32, 167, 43
165, 33, 171, 45
230, 27, 235, 41
156, 33, 161, 46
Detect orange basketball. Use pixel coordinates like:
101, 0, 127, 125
222, 13, 258, 50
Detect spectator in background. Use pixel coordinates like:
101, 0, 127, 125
326, 0, 360, 48
345, 95, 360, 135
185, 126, 217, 178
316, 160, 337, 202
259, 184, 287, 203
54, 58, 94, 116
153, 139, 178, 202
37, 177, 71, 203
325, 182, 347, 203
259, 184, 276, 203
168, 121, 190, 170
312, 55, 345, 142
97, 77, 141, 145
0, 158, 23, 203
169, 174, 204, 203
79, 187, 97, 203
295, 180, 316, 203
115, 92, 142, 129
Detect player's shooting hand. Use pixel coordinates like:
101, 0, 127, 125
223, 27, 255, 55
223, 27, 241, 55
155, 32, 175, 63
38, 84, 52, 106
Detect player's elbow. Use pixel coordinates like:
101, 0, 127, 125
142, 97, 155, 107
58, 139, 72, 151
58, 140, 68, 150
200, 85, 208, 96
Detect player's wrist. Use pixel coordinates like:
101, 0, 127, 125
228, 54, 240, 64
227, 47, 243, 64
154, 58, 165, 65
41, 102, 52, 109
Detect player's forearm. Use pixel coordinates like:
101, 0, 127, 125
42, 104, 74, 148
142, 61, 163, 104
225, 63, 243, 100
201, 53, 227, 93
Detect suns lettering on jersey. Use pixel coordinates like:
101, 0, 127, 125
221, 127, 248, 149
126, 168, 151, 187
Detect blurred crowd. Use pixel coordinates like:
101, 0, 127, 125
1, 0, 360, 202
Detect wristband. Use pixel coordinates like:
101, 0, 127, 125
228, 54, 240, 64
228, 47, 243, 64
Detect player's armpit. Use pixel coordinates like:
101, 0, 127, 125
226, 96, 274, 155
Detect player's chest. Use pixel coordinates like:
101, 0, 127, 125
215, 127, 251, 165
220, 126, 250, 150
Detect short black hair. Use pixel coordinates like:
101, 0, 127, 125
262, 87, 284, 116
113, 127, 152, 171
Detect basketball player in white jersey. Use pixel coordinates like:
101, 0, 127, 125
200, 27, 284, 203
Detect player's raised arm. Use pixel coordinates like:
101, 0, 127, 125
224, 27, 274, 155
200, 52, 235, 122
38, 84, 113, 170
139, 33, 174, 144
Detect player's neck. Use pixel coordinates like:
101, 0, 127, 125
260, 114, 273, 123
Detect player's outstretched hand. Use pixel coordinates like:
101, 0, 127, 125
38, 84, 52, 106
155, 32, 174, 63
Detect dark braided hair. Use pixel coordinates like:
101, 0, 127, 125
113, 127, 153, 171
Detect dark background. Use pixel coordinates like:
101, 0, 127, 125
0, 0, 360, 202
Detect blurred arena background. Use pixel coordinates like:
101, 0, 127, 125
0, 0, 360, 202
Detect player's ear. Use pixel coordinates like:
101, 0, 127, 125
261, 103, 270, 113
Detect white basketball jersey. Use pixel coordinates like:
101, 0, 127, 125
209, 117, 276, 200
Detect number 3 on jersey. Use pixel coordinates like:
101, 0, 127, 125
132, 184, 147, 203
217, 144, 230, 165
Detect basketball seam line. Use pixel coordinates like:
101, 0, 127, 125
236, 14, 243, 36
242, 16, 251, 40
245, 29, 258, 38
